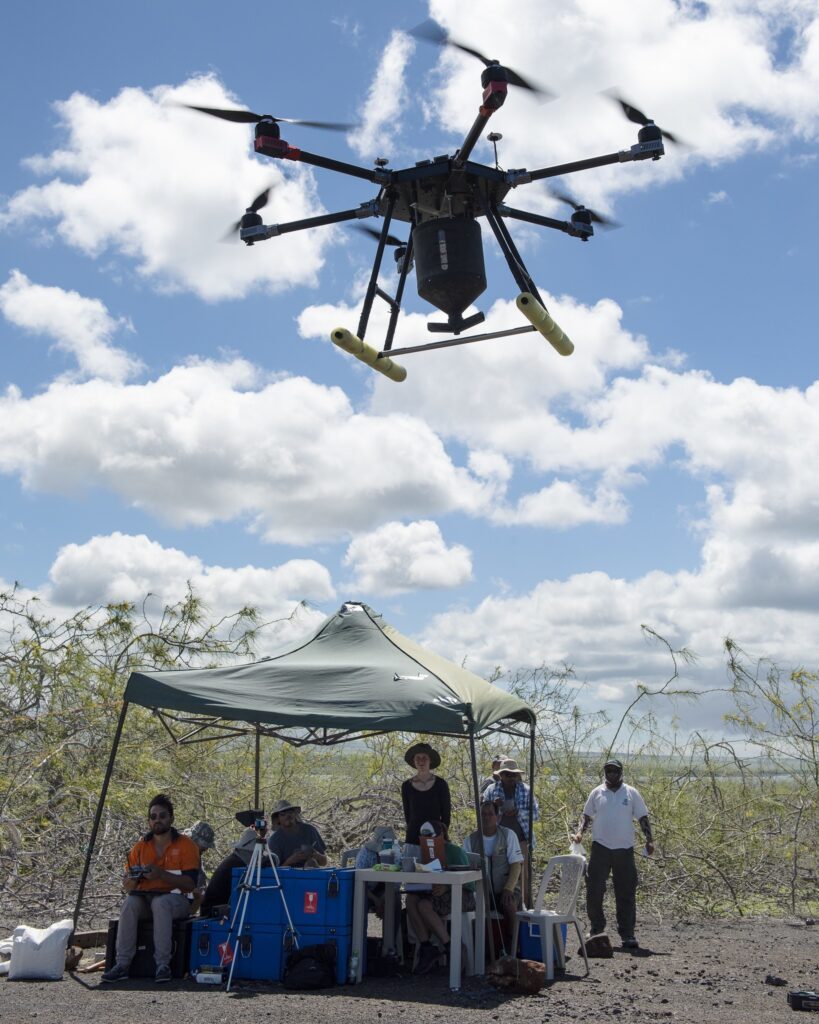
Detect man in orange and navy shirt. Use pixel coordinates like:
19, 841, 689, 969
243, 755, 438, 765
101, 793, 200, 984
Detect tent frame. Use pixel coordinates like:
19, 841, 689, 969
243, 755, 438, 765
74, 701, 537, 966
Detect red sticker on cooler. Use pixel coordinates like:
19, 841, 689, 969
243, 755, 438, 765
304, 891, 318, 914
217, 941, 234, 965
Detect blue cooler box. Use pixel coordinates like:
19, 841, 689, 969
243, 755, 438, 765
231, 867, 355, 930
518, 920, 569, 965
190, 918, 287, 981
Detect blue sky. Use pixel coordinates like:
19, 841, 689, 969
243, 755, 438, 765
2, 0, 818, 736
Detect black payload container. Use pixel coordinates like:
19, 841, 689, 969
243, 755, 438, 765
105, 916, 192, 978
413, 217, 487, 318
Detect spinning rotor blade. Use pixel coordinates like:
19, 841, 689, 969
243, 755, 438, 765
548, 188, 620, 229
184, 104, 356, 131
606, 92, 681, 145
410, 19, 553, 96
354, 224, 407, 247
222, 186, 273, 241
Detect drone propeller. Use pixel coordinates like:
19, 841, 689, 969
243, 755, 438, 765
549, 188, 620, 229
354, 224, 407, 247
606, 92, 681, 145
410, 19, 553, 96
222, 186, 273, 241
184, 103, 356, 132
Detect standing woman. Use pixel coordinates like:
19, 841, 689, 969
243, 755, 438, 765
401, 742, 451, 845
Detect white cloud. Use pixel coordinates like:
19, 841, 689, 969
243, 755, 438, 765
497, 478, 630, 528
706, 190, 730, 204
47, 532, 334, 623
0, 270, 141, 382
343, 519, 472, 594
0, 358, 496, 544
348, 31, 416, 158
0, 76, 331, 301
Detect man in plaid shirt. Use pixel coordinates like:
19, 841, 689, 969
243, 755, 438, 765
485, 757, 539, 904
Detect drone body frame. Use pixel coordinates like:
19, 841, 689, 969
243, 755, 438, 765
218, 58, 667, 380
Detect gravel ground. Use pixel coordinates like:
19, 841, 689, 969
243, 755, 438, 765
3, 918, 817, 1024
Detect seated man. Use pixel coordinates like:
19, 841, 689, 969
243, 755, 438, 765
463, 800, 523, 946
267, 799, 328, 867
406, 821, 475, 975
101, 793, 200, 984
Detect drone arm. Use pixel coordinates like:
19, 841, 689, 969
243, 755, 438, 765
241, 201, 378, 243
256, 136, 389, 185
507, 136, 664, 185
295, 149, 391, 184
496, 204, 578, 237
454, 109, 495, 168
453, 79, 508, 167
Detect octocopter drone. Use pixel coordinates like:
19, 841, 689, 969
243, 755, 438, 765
187, 21, 677, 382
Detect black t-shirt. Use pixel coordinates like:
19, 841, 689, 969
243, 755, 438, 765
401, 776, 451, 844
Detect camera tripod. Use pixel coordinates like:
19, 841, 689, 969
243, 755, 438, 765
221, 836, 299, 991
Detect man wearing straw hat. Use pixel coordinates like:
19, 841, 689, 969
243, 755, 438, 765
484, 757, 539, 904
266, 799, 328, 868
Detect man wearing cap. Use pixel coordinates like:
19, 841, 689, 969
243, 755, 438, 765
101, 793, 200, 984
267, 799, 328, 867
484, 757, 539, 903
573, 758, 654, 949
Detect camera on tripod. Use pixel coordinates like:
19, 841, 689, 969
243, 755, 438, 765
236, 809, 268, 840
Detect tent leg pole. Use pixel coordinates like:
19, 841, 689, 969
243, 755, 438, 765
254, 725, 261, 809
468, 725, 495, 963
73, 700, 129, 929
527, 720, 536, 908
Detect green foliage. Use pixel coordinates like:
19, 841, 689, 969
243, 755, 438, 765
0, 589, 816, 928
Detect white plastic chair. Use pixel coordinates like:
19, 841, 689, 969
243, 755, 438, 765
511, 854, 589, 982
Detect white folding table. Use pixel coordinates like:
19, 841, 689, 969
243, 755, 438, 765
351, 867, 485, 990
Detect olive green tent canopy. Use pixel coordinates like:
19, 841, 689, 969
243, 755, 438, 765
125, 601, 534, 737
75, 602, 536, 926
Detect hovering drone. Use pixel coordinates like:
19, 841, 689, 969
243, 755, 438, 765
187, 21, 676, 382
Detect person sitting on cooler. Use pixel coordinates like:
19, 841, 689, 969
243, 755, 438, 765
101, 793, 200, 984
267, 798, 328, 867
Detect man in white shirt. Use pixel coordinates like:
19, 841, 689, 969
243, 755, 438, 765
572, 758, 654, 949
463, 800, 524, 943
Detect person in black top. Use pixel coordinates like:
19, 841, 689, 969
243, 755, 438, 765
401, 742, 451, 844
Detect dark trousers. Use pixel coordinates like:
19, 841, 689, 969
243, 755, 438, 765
201, 853, 244, 913
586, 842, 638, 938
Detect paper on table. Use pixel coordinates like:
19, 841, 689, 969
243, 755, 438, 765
414, 858, 442, 872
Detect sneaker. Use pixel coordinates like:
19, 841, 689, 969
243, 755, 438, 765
621, 936, 639, 949
101, 963, 130, 983
415, 943, 441, 975
154, 964, 173, 983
